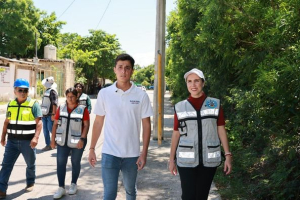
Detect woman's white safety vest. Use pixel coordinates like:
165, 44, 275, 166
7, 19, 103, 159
78, 93, 88, 106
55, 104, 86, 148
175, 97, 221, 167
41, 88, 56, 115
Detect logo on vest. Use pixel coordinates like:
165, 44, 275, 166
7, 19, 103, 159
75, 107, 83, 114
205, 99, 217, 108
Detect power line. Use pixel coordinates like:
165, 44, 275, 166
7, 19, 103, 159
58, 0, 76, 20
95, 0, 112, 29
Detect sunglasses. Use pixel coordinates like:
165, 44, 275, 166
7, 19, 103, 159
18, 89, 29, 93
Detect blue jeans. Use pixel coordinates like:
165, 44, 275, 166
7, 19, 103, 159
0, 139, 36, 192
56, 143, 86, 187
101, 153, 138, 200
42, 115, 53, 146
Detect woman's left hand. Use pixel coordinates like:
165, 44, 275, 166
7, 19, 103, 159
224, 156, 232, 175
77, 139, 84, 149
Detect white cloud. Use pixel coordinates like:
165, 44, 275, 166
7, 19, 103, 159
133, 52, 155, 67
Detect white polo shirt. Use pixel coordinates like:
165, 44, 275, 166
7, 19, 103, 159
94, 81, 153, 157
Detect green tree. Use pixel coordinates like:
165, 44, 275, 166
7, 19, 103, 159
58, 30, 122, 93
166, 0, 300, 199
0, 0, 39, 57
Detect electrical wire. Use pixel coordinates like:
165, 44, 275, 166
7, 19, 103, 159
58, 0, 76, 20
95, 0, 112, 29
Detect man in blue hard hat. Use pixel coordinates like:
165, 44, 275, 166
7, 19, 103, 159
0, 78, 43, 198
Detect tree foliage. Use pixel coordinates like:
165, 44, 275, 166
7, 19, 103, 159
0, 0, 39, 57
58, 30, 122, 92
132, 64, 155, 87
166, 0, 300, 199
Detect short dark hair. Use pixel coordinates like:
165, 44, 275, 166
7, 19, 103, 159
74, 82, 84, 89
65, 87, 79, 103
115, 54, 135, 69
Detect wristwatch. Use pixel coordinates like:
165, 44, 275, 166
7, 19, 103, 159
80, 137, 87, 141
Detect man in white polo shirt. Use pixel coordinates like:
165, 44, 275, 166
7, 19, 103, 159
88, 54, 153, 200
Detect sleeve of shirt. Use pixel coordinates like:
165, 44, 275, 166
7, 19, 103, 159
50, 90, 58, 106
32, 101, 43, 118
87, 95, 92, 114
93, 90, 105, 116
217, 106, 225, 126
141, 93, 153, 118
173, 112, 179, 131
54, 107, 60, 120
83, 107, 90, 121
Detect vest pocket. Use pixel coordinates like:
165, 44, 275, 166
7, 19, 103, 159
41, 106, 49, 115
177, 140, 196, 164
204, 141, 221, 163
68, 131, 81, 148
55, 128, 64, 146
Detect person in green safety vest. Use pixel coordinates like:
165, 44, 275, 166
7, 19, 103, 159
0, 78, 43, 199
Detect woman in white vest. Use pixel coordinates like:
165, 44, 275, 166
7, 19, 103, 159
168, 68, 232, 200
50, 87, 90, 199
74, 82, 92, 114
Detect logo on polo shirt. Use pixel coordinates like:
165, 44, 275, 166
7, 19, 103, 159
130, 100, 140, 104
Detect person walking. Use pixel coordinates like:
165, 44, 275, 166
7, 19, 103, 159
168, 68, 232, 200
74, 82, 92, 114
51, 87, 90, 199
0, 78, 42, 199
41, 76, 58, 151
88, 54, 153, 200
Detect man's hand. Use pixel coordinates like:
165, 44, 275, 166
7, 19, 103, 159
30, 136, 38, 149
88, 150, 97, 167
136, 153, 147, 170
1, 139, 6, 147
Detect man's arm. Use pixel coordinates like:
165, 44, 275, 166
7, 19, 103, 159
136, 117, 151, 170
1, 119, 9, 147
88, 115, 105, 167
51, 90, 58, 121
87, 96, 92, 114
30, 117, 42, 148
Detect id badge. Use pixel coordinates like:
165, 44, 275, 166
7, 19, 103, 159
71, 138, 80, 144
179, 152, 195, 158
56, 135, 62, 142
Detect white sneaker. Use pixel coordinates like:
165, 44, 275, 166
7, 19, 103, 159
53, 187, 66, 199
68, 183, 77, 195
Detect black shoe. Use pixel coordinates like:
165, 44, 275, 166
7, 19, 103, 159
0, 190, 6, 199
25, 183, 34, 192
42, 145, 52, 151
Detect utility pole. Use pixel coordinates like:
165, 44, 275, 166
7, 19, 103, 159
153, 0, 166, 145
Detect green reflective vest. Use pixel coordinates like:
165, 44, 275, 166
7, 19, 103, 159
7, 99, 36, 140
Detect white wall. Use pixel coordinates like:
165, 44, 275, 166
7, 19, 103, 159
0, 64, 15, 101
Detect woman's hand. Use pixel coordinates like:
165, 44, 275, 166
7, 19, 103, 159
168, 160, 177, 176
50, 140, 56, 149
77, 139, 84, 149
224, 155, 232, 175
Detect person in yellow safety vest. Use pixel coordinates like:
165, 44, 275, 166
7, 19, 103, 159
0, 78, 43, 199
74, 83, 92, 114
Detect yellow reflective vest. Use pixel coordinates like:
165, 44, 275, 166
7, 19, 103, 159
7, 99, 36, 140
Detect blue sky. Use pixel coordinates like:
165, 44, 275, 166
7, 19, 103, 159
32, 0, 177, 67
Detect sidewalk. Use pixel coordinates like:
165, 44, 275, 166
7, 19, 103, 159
0, 93, 221, 199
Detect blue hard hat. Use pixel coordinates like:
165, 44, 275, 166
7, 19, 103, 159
14, 78, 29, 88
